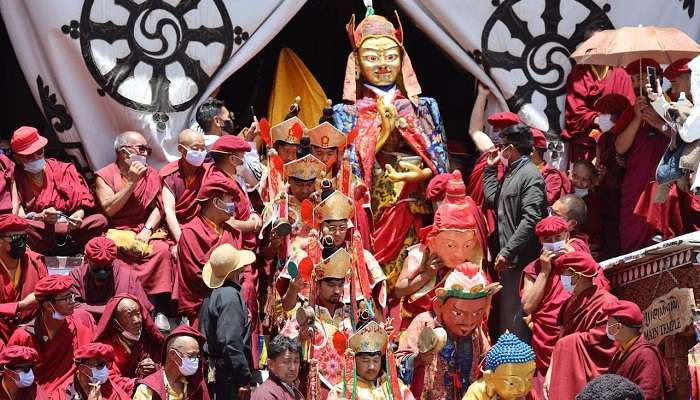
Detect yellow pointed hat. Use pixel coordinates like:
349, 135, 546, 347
284, 154, 327, 181
307, 122, 347, 149
271, 116, 307, 145
314, 247, 351, 280
348, 321, 388, 354
314, 190, 354, 222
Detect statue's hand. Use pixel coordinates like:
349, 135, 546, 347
385, 162, 432, 183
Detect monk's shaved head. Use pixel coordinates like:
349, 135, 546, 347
557, 194, 588, 228
114, 130, 147, 151
167, 335, 199, 352
178, 129, 204, 147
116, 297, 139, 314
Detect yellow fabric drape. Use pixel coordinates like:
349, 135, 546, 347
268, 47, 327, 127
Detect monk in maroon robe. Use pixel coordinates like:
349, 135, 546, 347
71, 236, 152, 318
94, 295, 163, 394
59, 342, 130, 400
563, 63, 635, 163
11, 126, 108, 255
530, 128, 571, 205
0, 345, 49, 400
545, 251, 618, 400
95, 131, 175, 316
133, 325, 210, 400
0, 154, 17, 215
0, 214, 48, 343
176, 171, 243, 321
604, 299, 674, 399
8, 275, 95, 400
161, 129, 209, 245
521, 217, 607, 400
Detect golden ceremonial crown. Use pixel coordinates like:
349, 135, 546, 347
314, 191, 354, 222
314, 247, 352, 280
348, 321, 389, 354
306, 122, 347, 149
284, 154, 327, 181
271, 116, 306, 145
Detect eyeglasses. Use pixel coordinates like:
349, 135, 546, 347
547, 207, 562, 218
80, 360, 108, 369
122, 145, 152, 155
53, 293, 76, 304
325, 225, 348, 234
174, 349, 200, 359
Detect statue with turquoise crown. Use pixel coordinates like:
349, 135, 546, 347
332, 1, 450, 289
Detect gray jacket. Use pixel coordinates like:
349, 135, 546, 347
483, 157, 546, 268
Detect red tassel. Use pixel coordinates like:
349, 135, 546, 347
386, 330, 402, 400
347, 126, 359, 146
298, 257, 314, 283
259, 118, 271, 146
352, 232, 372, 302
271, 155, 284, 175
301, 199, 314, 227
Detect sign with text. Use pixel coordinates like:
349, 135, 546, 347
643, 288, 696, 345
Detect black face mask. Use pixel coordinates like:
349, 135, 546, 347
89, 268, 113, 280
222, 119, 235, 135
8, 234, 26, 259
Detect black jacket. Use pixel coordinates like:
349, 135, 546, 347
199, 280, 252, 387
483, 156, 546, 268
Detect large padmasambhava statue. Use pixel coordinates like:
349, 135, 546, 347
332, 4, 450, 288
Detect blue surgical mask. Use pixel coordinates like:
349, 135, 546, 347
23, 158, 45, 174
560, 275, 575, 294
215, 198, 236, 216
50, 303, 66, 321
90, 366, 109, 384
543, 239, 566, 252
12, 368, 34, 388
177, 355, 199, 376
573, 187, 589, 198
128, 152, 147, 166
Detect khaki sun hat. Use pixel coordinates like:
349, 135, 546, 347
202, 243, 256, 289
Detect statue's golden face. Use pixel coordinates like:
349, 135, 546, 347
358, 36, 401, 86
485, 361, 536, 399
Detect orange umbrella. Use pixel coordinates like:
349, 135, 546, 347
570, 26, 700, 66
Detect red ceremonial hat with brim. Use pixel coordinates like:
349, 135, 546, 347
530, 128, 547, 149
11, 126, 48, 156
603, 299, 644, 327
0, 346, 38, 366
665, 58, 691, 80
593, 94, 632, 114
34, 275, 73, 298
624, 58, 662, 77
553, 250, 598, 277
0, 214, 28, 233
74, 343, 114, 361
535, 216, 569, 238
487, 112, 521, 129
84, 236, 117, 264
197, 172, 238, 201
209, 135, 251, 153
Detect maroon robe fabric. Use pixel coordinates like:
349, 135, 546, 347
15, 159, 108, 252
541, 165, 571, 206
0, 384, 49, 400
94, 294, 164, 394
577, 190, 603, 252
58, 376, 130, 400
251, 374, 304, 400
0, 248, 47, 342
595, 131, 623, 259
0, 155, 14, 214
160, 160, 210, 224
547, 285, 619, 400
609, 336, 673, 400
612, 108, 669, 253
633, 182, 684, 242
563, 65, 635, 163
70, 259, 152, 318
136, 366, 210, 400
204, 166, 256, 250
96, 162, 174, 295
7, 309, 95, 400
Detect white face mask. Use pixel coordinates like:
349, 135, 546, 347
185, 148, 207, 167
542, 239, 566, 252
598, 113, 615, 132
12, 369, 34, 388
126, 150, 147, 166
50, 303, 66, 321
560, 275, 575, 294
115, 320, 142, 341
499, 146, 511, 168
573, 187, 589, 198
177, 354, 199, 377
90, 366, 109, 385
23, 158, 45, 174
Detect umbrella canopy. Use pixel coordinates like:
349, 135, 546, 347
571, 26, 700, 66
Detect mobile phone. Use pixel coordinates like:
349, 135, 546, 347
647, 66, 658, 93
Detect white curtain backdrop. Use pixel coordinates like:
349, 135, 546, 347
1, 0, 306, 170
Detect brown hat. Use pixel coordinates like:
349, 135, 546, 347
202, 244, 256, 288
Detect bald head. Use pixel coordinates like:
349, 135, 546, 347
116, 297, 139, 314
114, 297, 142, 338
553, 194, 588, 231
114, 131, 146, 152
178, 129, 204, 147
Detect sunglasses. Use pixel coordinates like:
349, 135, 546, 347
122, 145, 153, 155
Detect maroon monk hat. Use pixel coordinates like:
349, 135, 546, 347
603, 299, 644, 327
553, 250, 598, 277
665, 58, 691, 80
535, 216, 568, 239
487, 112, 520, 130
0, 346, 38, 366
0, 214, 28, 233
162, 325, 205, 362
209, 135, 251, 153
84, 237, 117, 265
74, 343, 114, 361
531, 128, 547, 149
593, 93, 632, 114
11, 126, 48, 156
35, 275, 73, 299
624, 58, 662, 77
197, 173, 238, 201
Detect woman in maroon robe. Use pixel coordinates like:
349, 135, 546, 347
94, 294, 163, 394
